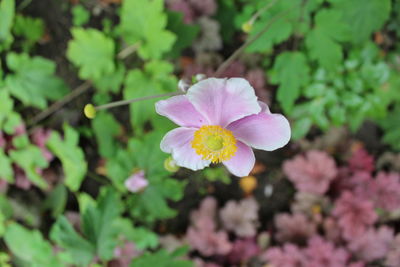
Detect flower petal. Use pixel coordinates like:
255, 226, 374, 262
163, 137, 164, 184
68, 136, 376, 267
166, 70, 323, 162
160, 127, 211, 170
155, 95, 208, 127
227, 112, 291, 151
187, 78, 261, 127
223, 141, 255, 177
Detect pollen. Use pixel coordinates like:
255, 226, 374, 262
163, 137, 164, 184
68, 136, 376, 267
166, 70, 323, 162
192, 125, 237, 163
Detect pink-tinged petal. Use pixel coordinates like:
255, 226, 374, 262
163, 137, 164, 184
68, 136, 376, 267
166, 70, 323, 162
258, 101, 270, 113
223, 141, 255, 177
187, 78, 261, 127
227, 112, 290, 151
155, 95, 208, 127
125, 170, 149, 193
161, 127, 211, 170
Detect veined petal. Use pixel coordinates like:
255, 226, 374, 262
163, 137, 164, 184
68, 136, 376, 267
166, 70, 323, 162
155, 95, 208, 127
187, 78, 261, 127
227, 112, 291, 151
223, 141, 255, 177
160, 127, 211, 171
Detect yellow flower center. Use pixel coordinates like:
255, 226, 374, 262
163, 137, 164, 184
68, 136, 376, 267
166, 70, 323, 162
192, 125, 237, 163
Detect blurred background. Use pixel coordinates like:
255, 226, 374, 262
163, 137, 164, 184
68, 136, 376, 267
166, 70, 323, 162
0, 0, 400, 266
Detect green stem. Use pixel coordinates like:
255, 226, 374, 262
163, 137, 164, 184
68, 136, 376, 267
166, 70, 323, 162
95, 91, 184, 111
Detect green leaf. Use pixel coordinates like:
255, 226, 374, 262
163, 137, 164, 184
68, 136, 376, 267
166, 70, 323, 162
44, 183, 67, 218
379, 107, 400, 151
269, 51, 310, 112
92, 111, 121, 158
5, 53, 69, 109
120, 0, 176, 59
12, 14, 44, 51
5, 222, 63, 267
93, 63, 125, 93
166, 11, 199, 58
47, 124, 87, 192
131, 249, 193, 267
81, 189, 122, 260
67, 27, 115, 80
9, 145, 49, 189
305, 9, 350, 70
50, 216, 96, 266
329, 0, 391, 44
0, 148, 13, 182
0, 90, 14, 131
114, 218, 159, 250
72, 4, 90, 27
123, 61, 177, 133
0, 0, 14, 51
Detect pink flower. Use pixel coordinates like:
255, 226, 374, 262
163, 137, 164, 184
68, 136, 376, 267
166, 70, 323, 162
262, 243, 305, 267
219, 197, 259, 237
156, 78, 290, 177
369, 172, 400, 211
274, 213, 317, 244
283, 150, 337, 194
332, 191, 377, 240
386, 234, 400, 267
348, 226, 394, 262
304, 236, 349, 267
124, 170, 148, 193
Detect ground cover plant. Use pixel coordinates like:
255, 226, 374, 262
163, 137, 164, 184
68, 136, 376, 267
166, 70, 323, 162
0, 0, 400, 266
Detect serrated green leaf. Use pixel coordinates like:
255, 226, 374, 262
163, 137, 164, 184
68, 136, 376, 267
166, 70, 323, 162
92, 111, 121, 158
123, 61, 177, 133
44, 183, 67, 218
0, 0, 14, 51
329, 0, 391, 44
5, 222, 63, 267
270, 51, 310, 112
93, 63, 125, 93
67, 28, 115, 80
166, 11, 199, 58
0, 90, 13, 130
131, 249, 193, 267
50, 216, 95, 266
0, 148, 13, 182
120, 0, 176, 59
9, 145, 48, 189
47, 124, 87, 192
81, 189, 122, 261
12, 14, 44, 51
5, 53, 69, 109
72, 4, 90, 27
305, 9, 350, 70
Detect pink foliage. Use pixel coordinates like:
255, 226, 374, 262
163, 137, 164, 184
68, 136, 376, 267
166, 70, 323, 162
283, 150, 338, 194
304, 236, 349, 267
263, 243, 305, 267
274, 213, 317, 244
186, 197, 232, 256
219, 197, 259, 237
332, 191, 377, 240
386, 234, 400, 267
166, 0, 195, 23
348, 226, 394, 262
369, 172, 400, 211
111, 242, 141, 267
348, 147, 374, 173
227, 238, 260, 265
31, 128, 54, 162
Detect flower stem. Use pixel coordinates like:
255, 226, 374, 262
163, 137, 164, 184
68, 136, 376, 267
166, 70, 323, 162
95, 91, 184, 111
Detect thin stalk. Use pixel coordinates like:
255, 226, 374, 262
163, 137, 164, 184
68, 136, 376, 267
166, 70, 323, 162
95, 91, 184, 111
248, 0, 280, 25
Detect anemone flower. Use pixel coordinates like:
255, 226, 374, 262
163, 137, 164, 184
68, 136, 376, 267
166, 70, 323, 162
155, 78, 290, 177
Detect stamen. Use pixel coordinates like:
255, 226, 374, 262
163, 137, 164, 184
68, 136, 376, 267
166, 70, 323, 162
192, 125, 237, 163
